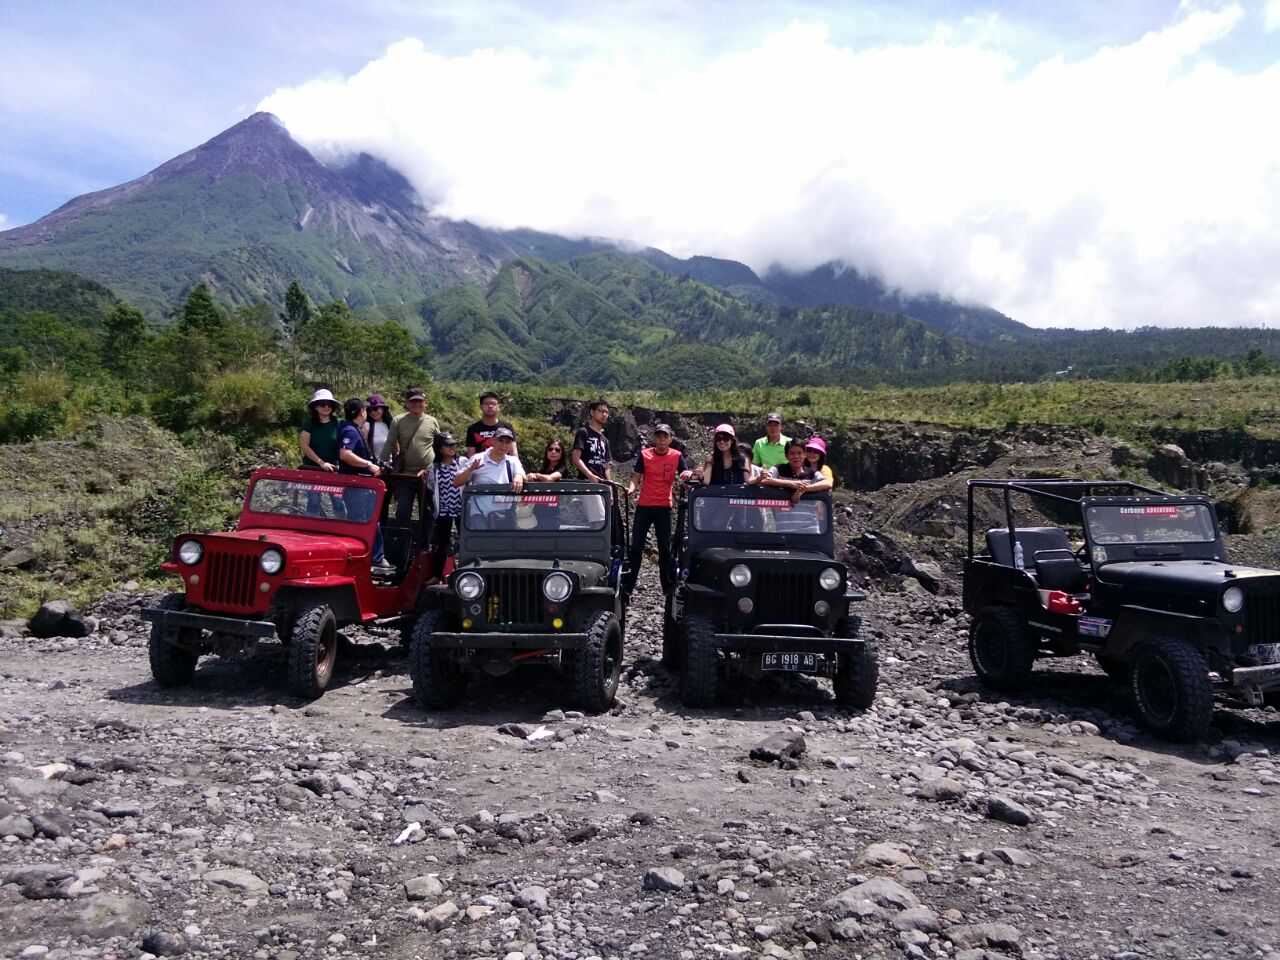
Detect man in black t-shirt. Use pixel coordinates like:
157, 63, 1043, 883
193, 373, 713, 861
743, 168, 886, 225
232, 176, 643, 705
466, 391, 518, 458
572, 399, 612, 484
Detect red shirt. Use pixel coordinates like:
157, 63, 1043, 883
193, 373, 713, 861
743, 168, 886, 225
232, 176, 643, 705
633, 447, 687, 508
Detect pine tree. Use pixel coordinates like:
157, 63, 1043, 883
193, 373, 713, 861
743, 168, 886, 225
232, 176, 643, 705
102, 302, 149, 389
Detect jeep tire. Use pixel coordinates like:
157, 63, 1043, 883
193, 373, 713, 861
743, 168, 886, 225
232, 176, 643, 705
1130, 636, 1213, 742
969, 606, 1036, 692
567, 611, 623, 713
148, 593, 200, 688
409, 609, 467, 709
679, 615, 718, 708
833, 618, 877, 710
1096, 655, 1131, 685
288, 603, 338, 700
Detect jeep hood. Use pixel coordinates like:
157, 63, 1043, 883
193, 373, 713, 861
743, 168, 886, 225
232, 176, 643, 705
694, 547, 838, 569
211, 528, 368, 563
1097, 560, 1280, 593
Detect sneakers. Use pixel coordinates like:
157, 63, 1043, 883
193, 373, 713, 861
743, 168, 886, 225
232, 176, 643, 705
372, 559, 397, 576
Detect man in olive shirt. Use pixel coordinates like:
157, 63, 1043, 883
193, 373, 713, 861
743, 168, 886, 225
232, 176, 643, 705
751, 412, 790, 470
387, 386, 440, 522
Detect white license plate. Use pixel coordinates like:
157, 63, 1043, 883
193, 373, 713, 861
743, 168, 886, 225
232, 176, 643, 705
761, 652, 817, 672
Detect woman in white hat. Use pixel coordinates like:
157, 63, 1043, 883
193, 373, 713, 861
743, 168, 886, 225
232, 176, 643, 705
300, 388, 341, 473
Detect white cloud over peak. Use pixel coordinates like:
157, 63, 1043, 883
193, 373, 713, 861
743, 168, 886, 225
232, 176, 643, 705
260, 8, 1280, 329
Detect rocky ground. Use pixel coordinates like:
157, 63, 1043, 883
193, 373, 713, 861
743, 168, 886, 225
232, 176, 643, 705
2, 557, 1280, 960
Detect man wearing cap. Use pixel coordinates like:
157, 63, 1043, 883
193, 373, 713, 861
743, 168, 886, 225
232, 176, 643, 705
455, 426, 526, 490
752, 413, 790, 470
386, 387, 440, 523
623, 424, 688, 597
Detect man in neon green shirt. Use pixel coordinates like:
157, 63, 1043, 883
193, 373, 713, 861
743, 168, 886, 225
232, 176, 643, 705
751, 412, 790, 469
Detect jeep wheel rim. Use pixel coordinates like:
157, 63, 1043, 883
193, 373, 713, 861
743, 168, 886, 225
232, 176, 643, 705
603, 627, 622, 695
316, 622, 337, 685
1137, 656, 1177, 725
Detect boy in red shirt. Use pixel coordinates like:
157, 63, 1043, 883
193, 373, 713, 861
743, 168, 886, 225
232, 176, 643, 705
623, 424, 689, 596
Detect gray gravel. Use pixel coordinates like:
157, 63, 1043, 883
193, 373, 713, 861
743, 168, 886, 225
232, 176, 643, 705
1, 561, 1279, 960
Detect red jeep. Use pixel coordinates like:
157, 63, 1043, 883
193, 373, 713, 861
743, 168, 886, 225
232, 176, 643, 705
142, 468, 446, 698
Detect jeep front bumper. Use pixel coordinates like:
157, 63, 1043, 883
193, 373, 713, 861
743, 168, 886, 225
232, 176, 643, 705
141, 607, 278, 640
1231, 662, 1280, 692
712, 632, 872, 654
429, 632, 589, 650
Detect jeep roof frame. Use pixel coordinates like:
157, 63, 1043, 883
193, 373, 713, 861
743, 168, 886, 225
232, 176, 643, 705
965, 478, 1168, 562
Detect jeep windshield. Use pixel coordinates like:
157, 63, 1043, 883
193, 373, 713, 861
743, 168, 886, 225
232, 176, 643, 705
1084, 502, 1217, 545
246, 476, 373, 523
464, 491, 609, 532
692, 494, 828, 535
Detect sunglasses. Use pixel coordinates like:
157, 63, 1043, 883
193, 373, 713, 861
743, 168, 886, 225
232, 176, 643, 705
715, 434, 733, 442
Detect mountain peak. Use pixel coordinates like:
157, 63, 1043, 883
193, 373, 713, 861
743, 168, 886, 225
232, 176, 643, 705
152, 111, 326, 186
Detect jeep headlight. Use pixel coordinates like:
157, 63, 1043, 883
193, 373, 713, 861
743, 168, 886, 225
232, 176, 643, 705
260, 549, 284, 575
543, 572, 573, 603
177, 540, 203, 566
819, 567, 843, 592
729, 564, 752, 588
1223, 586, 1244, 613
456, 572, 485, 601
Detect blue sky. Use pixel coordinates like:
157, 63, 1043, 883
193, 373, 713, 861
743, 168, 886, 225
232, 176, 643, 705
3, 1, 1279, 328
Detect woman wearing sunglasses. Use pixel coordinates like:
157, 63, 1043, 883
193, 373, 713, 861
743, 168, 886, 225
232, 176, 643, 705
700, 423, 750, 485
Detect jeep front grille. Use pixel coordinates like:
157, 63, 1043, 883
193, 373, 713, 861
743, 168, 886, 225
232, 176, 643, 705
205, 550, 258, 608
485, 571, 546, 627
754, 570, 814, 624
1245, 591, 1280, 642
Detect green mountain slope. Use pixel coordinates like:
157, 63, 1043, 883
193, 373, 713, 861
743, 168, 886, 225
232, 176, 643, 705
423, 254, 966, 388
0, 268, 118, 325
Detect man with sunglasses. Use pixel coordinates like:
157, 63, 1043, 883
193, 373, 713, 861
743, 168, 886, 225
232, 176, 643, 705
387, 387, 440, 523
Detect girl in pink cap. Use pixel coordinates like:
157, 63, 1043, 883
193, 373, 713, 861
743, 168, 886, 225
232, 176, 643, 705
700, 423, 750, 485
804, 436, 835, 488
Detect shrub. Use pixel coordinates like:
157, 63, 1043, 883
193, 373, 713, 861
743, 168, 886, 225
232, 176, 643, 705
197, 365, 306, 435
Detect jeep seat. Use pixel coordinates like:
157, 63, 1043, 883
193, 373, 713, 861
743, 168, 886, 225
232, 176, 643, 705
381, 521, 416, 575
1034, 552, 1089, 592
986, 527, 1071, 568
986, 527, 1088, 592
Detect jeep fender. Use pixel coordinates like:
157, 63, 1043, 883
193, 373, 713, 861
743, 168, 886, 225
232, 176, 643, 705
1104, 607, 1228, 664
273, 584, 361, 625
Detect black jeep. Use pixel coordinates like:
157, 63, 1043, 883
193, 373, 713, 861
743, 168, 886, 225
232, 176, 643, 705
964, 478, 1280, 741
665, 483, 877, 709
409, 482, 628, 713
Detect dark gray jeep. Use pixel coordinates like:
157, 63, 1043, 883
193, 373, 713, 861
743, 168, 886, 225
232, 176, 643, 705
409, 482, 627, 713
964, 478, 1280, 741
666, 483, 877, 709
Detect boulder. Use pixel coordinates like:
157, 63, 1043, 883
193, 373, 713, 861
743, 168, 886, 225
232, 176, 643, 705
749, 731, 806, 763
28, 600, 93, 639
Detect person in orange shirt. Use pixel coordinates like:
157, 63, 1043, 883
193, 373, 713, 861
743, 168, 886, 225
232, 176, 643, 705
623, 423, 688, 597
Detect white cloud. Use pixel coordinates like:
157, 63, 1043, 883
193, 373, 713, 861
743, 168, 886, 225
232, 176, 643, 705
1266, 0, 1280, 31
260, 5, 1280, 329
0, 213, 9, 231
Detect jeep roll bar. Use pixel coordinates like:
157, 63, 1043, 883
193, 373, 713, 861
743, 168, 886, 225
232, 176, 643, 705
966, 478, 1166, 561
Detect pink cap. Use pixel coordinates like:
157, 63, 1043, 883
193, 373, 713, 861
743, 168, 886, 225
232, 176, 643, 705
804, 436, 827, 455
713, 423, 736, 438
